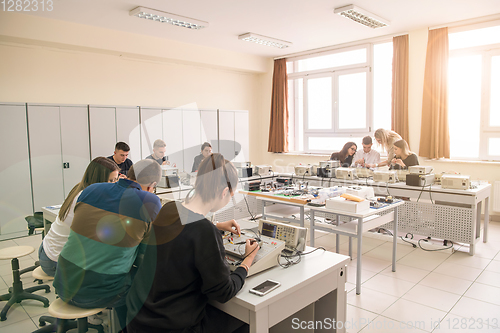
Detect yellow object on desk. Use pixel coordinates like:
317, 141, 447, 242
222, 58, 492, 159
340, 193, 364, 202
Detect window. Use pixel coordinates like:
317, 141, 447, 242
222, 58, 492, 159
448, 22, 500, 161
287, 42, 392, 153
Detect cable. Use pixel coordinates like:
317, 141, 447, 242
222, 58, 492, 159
400, 233, 416, 248
277, 246, 327, 268
241, 228, 261, 240
278, 248, 301, 268
242, 194, 257, 221
377, 228, 393, 236
417, 238, 454, 252
417, 178, 426, 202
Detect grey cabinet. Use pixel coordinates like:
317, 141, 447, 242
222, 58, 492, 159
27, 104, 90, 211
89, 106, 141, 162
0, 103, 33, 235
163, 108, 184, 171
140, 108, 163, 159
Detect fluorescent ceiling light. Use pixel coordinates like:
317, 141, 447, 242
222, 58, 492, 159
334, 5, 390, 29
238, 33, 292, 49
129, 6, 209, 30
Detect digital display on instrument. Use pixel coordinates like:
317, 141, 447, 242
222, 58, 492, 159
261, 222, 277, 238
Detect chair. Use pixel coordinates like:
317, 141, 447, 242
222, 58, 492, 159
25, 212, 45, 237
0, 246, 50, 321
33, 298, 105, 333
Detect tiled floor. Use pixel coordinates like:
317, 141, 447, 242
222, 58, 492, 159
0, 222, 499, 332
309, 220, 500, 332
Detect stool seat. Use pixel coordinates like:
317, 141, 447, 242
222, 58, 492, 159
32, 266, 54, 281
0, 246, 49, 321
0, 246, 34, 260
49, 299, 105, 320
32, 299, 105, 333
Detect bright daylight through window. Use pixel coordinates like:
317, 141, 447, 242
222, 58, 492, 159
287, 42, 392, 154
448, 23, 500, 160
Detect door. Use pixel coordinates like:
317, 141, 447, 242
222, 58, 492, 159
0, 104, 33, 234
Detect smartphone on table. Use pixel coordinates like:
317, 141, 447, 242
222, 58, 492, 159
249, 279, 280, 296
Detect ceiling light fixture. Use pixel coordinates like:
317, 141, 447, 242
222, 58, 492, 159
334, 4, 390, 29
238, 33, 292, 49
129, 6, 209, 30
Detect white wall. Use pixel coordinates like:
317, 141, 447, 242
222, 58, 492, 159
0, 12, 270, 166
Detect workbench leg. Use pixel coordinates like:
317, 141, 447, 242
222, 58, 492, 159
392, 209, 398, 272
484, 197, 489, 243
476, 201, 482, 240
356, 218, 363, 295
336, 215, 340, 253
300, 206, 304, 228
310, 210, 316, 247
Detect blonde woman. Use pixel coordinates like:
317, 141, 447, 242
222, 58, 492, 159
390, 139, 419, 170
374, 128, 402, 167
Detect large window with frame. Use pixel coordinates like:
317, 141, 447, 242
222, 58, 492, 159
287, 42, 393, 153
448, 22, 500, 161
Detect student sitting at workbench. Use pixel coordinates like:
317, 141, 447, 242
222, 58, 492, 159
352, 136, 381, 168
389, 139, 419, 170
126, 153, 259, 333
330, 141, 357, 167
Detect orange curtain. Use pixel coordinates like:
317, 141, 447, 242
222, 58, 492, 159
419, 28, 450, 158
391, 34, 409, 144
268, 59, 289, 153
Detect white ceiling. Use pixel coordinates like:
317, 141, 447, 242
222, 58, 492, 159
24, 0, 500, 57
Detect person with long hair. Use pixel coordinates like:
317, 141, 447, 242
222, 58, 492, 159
126, 153, 259, 333
390, 139, 419, 170
38, 157, 120, 276
330, 142, 357, 167
53, 159, 162, 331
374, 128, 402, 167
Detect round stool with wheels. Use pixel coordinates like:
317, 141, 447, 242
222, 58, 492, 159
33, 298, 105, 333
0, 246, 50, 321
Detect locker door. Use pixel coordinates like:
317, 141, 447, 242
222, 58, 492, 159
27, 105, 65, 211
234, 111, 249, 162
218, 111, 235, 161
141, 108, 162, 159
60, 106, 90, 197
0, 104, 33, 235
163, 109, 184, 171
200, 110, 218, 153
89, 107, 116, 159
182, 110, 202, 173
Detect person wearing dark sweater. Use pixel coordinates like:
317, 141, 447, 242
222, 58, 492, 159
126, 153, 259, 333
108, 141, 133, 177
330, 141, 357, 168
389, 139, 419, 170
191, 142, 212, 172
145, 139, 171, 166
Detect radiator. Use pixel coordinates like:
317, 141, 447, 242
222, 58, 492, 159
495, 181, 500, 212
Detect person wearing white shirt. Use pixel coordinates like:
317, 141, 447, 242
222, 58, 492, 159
352, 136, 381, 168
